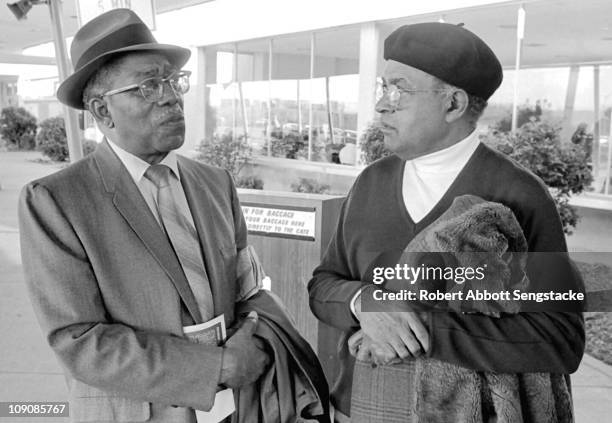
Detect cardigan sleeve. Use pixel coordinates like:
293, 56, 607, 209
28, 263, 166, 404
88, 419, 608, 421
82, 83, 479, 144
308, 194, 363, 331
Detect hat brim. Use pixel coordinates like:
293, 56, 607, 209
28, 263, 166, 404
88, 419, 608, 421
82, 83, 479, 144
57, 43, 191, 110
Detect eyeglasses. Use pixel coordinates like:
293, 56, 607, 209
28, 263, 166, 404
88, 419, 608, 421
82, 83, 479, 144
376, 79, 448, 110
102, 70, 191, 103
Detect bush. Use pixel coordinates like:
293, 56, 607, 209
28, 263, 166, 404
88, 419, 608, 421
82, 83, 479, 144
481, 120, 593, 234
360, 124, 390, 165
290, 177, 330, 194
236, 175, 264, 190
494, 100, 544, 133
36, 116, 97, 161
0, 106, 37, 150
196, 133, 264, 189
266, 132, 325, 161
196, 133, 251, 179
269, 133, 305, 159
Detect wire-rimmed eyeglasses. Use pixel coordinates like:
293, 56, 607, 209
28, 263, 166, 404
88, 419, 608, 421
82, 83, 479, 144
102, 70, 191, 103
376, 78, 448, 111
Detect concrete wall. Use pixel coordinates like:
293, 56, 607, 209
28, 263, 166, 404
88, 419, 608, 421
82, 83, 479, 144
241, 158, 359, 195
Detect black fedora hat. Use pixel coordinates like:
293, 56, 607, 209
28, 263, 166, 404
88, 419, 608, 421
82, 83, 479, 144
57, 8, 191, 110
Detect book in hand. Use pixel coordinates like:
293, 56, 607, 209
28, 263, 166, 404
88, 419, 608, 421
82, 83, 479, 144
183, 314, 235, 422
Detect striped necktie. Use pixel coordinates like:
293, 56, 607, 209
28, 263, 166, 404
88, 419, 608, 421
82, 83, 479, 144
145, 164, 214, 322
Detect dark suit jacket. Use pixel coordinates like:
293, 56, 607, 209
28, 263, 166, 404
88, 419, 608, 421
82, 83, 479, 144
19, 140, 247, 422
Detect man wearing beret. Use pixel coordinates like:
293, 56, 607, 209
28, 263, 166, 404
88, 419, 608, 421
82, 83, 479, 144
19, 9, 270, 423
308, 23, 584, 421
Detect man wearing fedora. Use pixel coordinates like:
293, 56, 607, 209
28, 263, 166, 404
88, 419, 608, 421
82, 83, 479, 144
19, 9, 269, 423
308, 23, 584, 421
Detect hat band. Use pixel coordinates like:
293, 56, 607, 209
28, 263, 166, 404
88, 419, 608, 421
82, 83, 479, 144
75, 23, 157, 70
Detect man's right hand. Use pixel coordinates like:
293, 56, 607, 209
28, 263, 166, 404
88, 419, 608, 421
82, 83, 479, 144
219, 311, 270, 388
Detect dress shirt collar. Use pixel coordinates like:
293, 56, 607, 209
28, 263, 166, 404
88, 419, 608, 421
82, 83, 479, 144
106, 138, 180, 184
409, 129, 480, 174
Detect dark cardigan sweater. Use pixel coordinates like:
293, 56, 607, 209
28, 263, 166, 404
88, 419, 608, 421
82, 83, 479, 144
307, 143, 585, 415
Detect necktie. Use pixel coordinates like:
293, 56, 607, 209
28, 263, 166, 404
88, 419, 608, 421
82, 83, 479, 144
145, 164, 214, 322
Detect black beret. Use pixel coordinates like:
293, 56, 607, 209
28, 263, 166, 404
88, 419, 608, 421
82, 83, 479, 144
384, 22, 503, 100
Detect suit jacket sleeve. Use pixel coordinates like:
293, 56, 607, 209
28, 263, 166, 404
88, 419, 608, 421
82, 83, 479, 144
19, 183, 224, 411
308, 192, 363, 331
227, 169, 248, 252
427, 187, 585, 374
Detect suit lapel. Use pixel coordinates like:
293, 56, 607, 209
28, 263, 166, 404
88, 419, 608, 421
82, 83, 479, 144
178, 160, 227, 316
93, 140, 203, 323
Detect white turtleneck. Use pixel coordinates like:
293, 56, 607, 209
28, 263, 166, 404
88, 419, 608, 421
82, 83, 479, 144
401, 130, 480, 223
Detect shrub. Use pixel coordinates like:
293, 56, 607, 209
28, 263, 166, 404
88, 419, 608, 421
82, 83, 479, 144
266, 132, 325, 161
290, 177, 330, 194
196, 133, 252, 179
236, 175, 264, 190
269, 133, 305, 159
36, 116, 97, 161
360, 124, 390, 165
0, 106, 37, 150
494, 100, 544, 133
481, 120, 593, 234
196, 133, 264, 189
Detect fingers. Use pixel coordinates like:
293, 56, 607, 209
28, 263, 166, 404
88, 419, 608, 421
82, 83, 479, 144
355, 335, 374, 362
360, 311, 430, 360
252, 336, 267, 351
239, 311, 258, 335
406, 313, 430, 353
251, 340, 271, 369
370, 343, 397, 366
356, 344, 372, 362
348, 331, 364, 357
387, 333, 413, 359
396, 330, 423, 357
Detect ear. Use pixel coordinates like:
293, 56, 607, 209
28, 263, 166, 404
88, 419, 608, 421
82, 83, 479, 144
88, 97, 114, 129
443, 89, 470, 124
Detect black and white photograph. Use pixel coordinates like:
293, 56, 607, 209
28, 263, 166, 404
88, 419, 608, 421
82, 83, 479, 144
1, 0, 611, 422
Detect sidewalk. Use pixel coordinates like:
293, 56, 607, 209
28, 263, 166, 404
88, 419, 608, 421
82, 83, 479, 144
0, 152, 68, 422
1, 151, 611, 422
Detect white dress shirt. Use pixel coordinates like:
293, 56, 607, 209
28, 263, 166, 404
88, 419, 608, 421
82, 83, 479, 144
107, 139, 197, 231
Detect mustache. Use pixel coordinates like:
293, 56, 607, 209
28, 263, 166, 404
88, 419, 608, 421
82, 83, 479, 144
159, 106, 184, 123
372, 119, 393, 130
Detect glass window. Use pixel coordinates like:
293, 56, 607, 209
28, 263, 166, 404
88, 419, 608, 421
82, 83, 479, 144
201, 25, 363, 165
267, 34, 311, 159
310, 28, 360, 163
